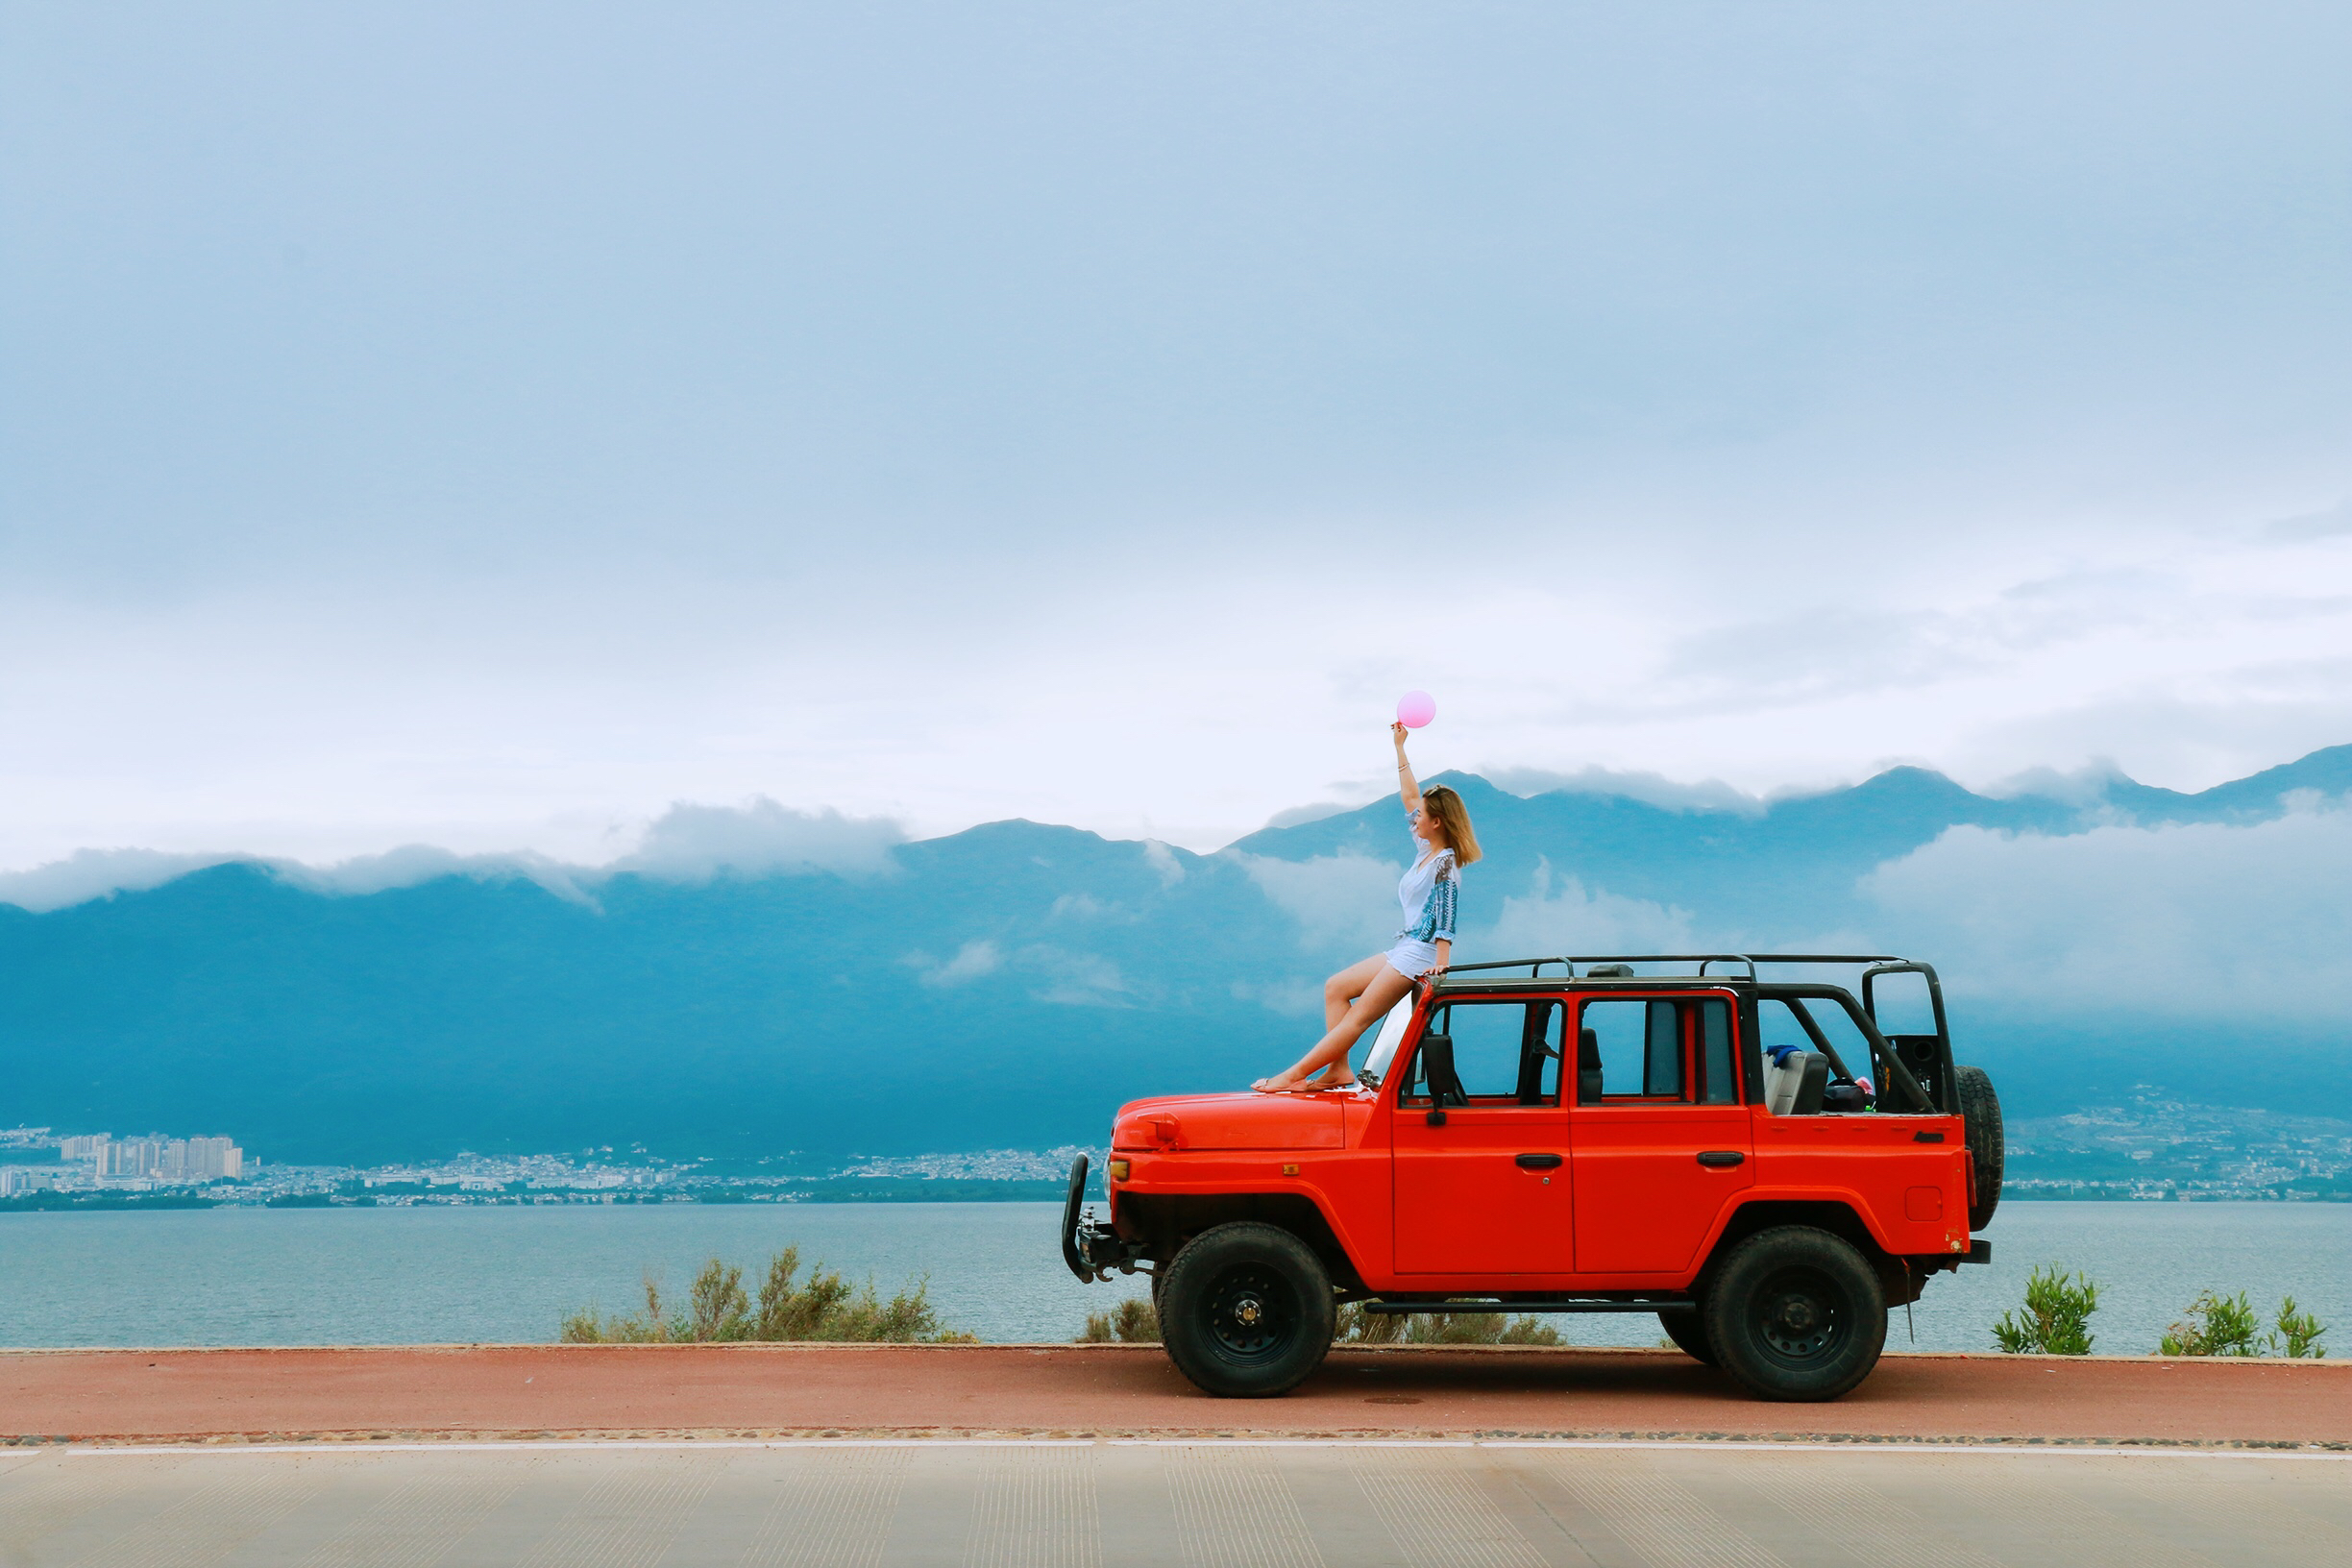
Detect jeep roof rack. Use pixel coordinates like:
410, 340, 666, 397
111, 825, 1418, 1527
1441, 953, 1914, 984
1434, 952, 1956, 1115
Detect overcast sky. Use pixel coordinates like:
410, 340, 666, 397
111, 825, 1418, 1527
5, 1, 2349, 870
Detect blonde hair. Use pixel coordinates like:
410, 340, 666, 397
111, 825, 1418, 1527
1419, 784, 1481, 867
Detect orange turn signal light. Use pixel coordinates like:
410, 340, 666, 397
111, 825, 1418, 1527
1108, 1159, 1130, 1181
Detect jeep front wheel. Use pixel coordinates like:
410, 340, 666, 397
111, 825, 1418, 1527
1158, 1222, 1335, 1398
1703, 1226, 1886, 1402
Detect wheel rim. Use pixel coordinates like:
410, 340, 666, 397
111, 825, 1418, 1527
1752, 1265, 1850, 1363
1203, 1263, 1296, 1361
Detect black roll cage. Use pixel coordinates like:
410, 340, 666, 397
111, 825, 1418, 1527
1430, 953, 1955, 1115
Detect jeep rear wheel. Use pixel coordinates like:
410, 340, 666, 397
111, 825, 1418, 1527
1158, 1222, 1335, 1398
1657, 1310, 1716, 1365
1703, 1226, 1886, 1402
1955, 1064, 2004, 1231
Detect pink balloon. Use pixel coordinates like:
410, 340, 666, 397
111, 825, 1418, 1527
1396, 690, 1436, 728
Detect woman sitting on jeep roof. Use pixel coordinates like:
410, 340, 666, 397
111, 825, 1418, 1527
1252, 723, 1482, 1094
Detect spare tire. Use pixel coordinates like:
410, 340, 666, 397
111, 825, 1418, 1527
1955, 1064, 2003, 1232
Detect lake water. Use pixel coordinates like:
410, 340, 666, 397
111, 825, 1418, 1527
0, 1201, 2343, 1355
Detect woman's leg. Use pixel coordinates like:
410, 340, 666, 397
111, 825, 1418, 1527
1321, 953, 1388, 1030
1255, 962, 1418, 1092
1300, 954, 1389, 1087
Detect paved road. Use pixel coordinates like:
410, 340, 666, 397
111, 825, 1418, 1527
8, 1344, 2348, 1448
2, 1437, 2345, 1567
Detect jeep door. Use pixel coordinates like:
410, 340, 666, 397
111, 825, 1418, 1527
1390, 995, 1573, 1274
1568, 992, 1752, 1275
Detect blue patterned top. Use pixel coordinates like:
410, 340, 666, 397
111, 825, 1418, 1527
1396, 845, 1459, 943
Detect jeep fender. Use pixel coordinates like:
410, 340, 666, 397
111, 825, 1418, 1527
1700, 1187, 1906, 1267
1115, 1188, 1369, 1294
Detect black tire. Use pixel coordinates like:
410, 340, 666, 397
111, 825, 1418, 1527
1657, 1310, 1716, 1364
1703, 1226, 1887, 1402
1955, 1064, 2003, 1232
1157, 1222, 1335, 1398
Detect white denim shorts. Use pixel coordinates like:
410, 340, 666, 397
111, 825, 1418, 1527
1384, 938, 1439, 979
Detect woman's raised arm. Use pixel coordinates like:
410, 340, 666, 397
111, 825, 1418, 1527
1391, 723, 1423, 812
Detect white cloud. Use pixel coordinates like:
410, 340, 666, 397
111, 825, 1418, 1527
1232, 977, 1325, 1018
914, 940, 1004, 988
1481, 768, 1762, 816
276, 847, 599, 905
0, 844, 598, 913
0, 798, 903, 911
1236, 850, 1403, 953
1478, 859, 1696, 962
0, 849, 242, 913
906, 939, 1127, 1004
1862, 803, 2352, 1017
2264, 499, 2352, 543
1140, 841, 1186, 887
1262, 801, 1366, 829
1018, 945, 1132, 1008
607, 799, 904, 882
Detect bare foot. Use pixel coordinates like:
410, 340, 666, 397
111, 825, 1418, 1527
1251, 1075, 1307, 1094
1299, 1070, 1352, 1091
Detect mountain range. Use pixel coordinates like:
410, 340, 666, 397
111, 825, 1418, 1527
6, 746, 2349, 1164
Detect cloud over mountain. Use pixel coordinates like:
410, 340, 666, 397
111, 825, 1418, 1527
5, 747, 2347, 1164
1865, 801, 2352, 1018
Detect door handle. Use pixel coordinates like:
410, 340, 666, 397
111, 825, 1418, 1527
1696, 1150, 1746, 1167
1514, 1153, 1563, 1169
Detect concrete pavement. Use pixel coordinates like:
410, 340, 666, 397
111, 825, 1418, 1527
3, 1435, 2346, 1567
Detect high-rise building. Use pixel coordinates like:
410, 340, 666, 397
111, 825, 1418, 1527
64, 1132, 242, 1183
184, 1138, 243, 1180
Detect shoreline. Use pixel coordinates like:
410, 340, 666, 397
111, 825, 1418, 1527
9, 1190, 2351, 1213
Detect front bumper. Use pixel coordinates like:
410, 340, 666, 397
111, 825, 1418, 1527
1059, 1154, 1148, 1282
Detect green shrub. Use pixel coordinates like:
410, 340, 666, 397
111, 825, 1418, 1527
1992, 1264, 2099, 1355
1335, 1303, 1561, 1346
560, 1246, 971, 1343
1076, 1297, 1161, 1343
2159, 1290, 2262, 1357
2271, 1296, 2327, 1360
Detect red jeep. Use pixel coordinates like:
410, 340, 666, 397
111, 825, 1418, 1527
1061, 953, 2000, 1402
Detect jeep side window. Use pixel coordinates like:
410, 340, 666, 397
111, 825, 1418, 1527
1801, 997, 1875, 1085
1698, 998, 1736, 1105
1755, 999, 1812, 1063
1401, 999, 1562, 1107
1579, 996, 1739, 1105
1580, 998, 1680, 1099
1757, 997, 1859, 1081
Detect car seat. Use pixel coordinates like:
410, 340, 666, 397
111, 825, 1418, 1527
1764, 1045, 1830, 1115
1419, 1033, 1469, 1108
1577, 1026, 1605, 1105
1791, 1051, 1829, 1114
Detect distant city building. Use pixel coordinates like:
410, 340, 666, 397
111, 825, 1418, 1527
185, 1137, 243, 1179
0, 1167, 59, 1196
69, 1133, 245, 1184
